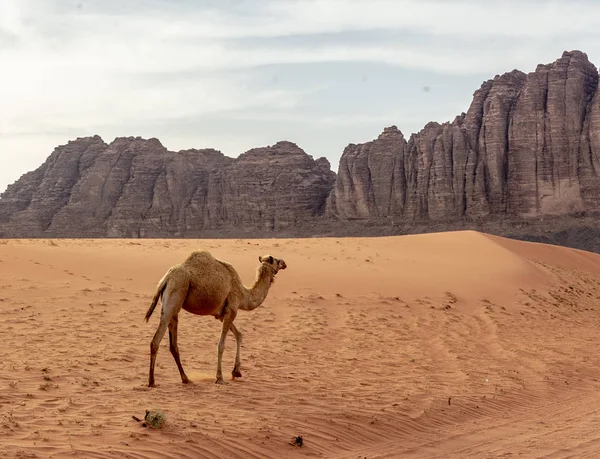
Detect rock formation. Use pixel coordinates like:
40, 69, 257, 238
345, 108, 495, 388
0, 137, 335, 237
1, 50, 599, 249
327, 50, 600, 222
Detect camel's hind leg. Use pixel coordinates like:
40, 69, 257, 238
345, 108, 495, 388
169, 315, 190, 384
148, 282, 187, 388
149, 316, 169, 387
230, 323, 243, 378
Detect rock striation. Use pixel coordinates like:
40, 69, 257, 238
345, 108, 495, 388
0, 138, 335, 237
1, 50, 599, 244
327, 50, 600, 221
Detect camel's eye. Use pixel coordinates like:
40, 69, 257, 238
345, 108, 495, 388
268, 256, 273, 264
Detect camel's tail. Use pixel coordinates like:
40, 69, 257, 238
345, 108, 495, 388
144, 270, 170, 322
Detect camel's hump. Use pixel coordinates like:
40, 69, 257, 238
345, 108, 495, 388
184, 250, 215, 262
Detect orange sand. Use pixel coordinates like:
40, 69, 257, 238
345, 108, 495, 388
1, 231, 600, 458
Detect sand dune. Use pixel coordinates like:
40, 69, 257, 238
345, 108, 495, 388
1, 231, 600, 458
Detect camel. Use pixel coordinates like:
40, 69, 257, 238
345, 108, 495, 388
144, 251, 287, 387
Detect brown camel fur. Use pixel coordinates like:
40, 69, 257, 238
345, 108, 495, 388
144, 251, 287, 387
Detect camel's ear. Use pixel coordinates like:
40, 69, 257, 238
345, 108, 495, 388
259, 256, 263, 263
268, 256, 273, 264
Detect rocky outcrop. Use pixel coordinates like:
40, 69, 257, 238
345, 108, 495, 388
0, 138, 335, 237
1, 50, 599, 243
325, 126, 408, 220
0, 135, 110, 236
327, 50, 600, 221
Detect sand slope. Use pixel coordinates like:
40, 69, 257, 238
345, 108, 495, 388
1, 231, 600, 458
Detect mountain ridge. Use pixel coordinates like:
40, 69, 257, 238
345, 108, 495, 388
1, 50, 599, 253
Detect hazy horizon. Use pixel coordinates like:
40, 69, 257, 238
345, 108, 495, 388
2, 0, 600, 193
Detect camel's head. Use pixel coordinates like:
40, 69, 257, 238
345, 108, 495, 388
259, 255, 287, 283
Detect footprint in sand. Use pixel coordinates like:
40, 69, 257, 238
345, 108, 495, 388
185, 370, 221, 383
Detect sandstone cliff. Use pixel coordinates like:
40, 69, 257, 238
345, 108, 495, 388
326, 50, 600, 222
1, 50, 599, 249
0, 138, 335, 237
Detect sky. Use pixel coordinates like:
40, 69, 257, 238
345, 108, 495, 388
1, 0, 600, 193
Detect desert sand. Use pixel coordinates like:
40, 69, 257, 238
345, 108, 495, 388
1, 231, 600, 458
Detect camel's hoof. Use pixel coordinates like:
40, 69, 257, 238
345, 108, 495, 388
232, 369, 242, 379
148, 382, 156, 388
181, 378, 192, 385
215, 378, 229, 385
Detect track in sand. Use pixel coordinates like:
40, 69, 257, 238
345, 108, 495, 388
1, 231, 600, 458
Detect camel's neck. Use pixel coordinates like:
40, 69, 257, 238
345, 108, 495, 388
240, 265, 273, 311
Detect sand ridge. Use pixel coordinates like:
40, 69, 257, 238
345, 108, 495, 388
1, 231, 600, 458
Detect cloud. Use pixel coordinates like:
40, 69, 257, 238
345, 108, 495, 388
262, 0, 600, 40
49, 0, 598, 41
1, 0, 600, 193
6, 1, 600, 70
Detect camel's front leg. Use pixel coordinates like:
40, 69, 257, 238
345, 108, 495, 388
230, 323, 243, 378
216, 307, 236, 384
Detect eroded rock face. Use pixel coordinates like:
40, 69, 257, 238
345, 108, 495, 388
200, 141, 336, 235
508, 51, 599, 216
0, 135, 109, 235
581, 85, 600, 210
0, 138, 335, 237
1, 50, 599, 239
327, 50, 600, 221
325, 126, 407, 220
